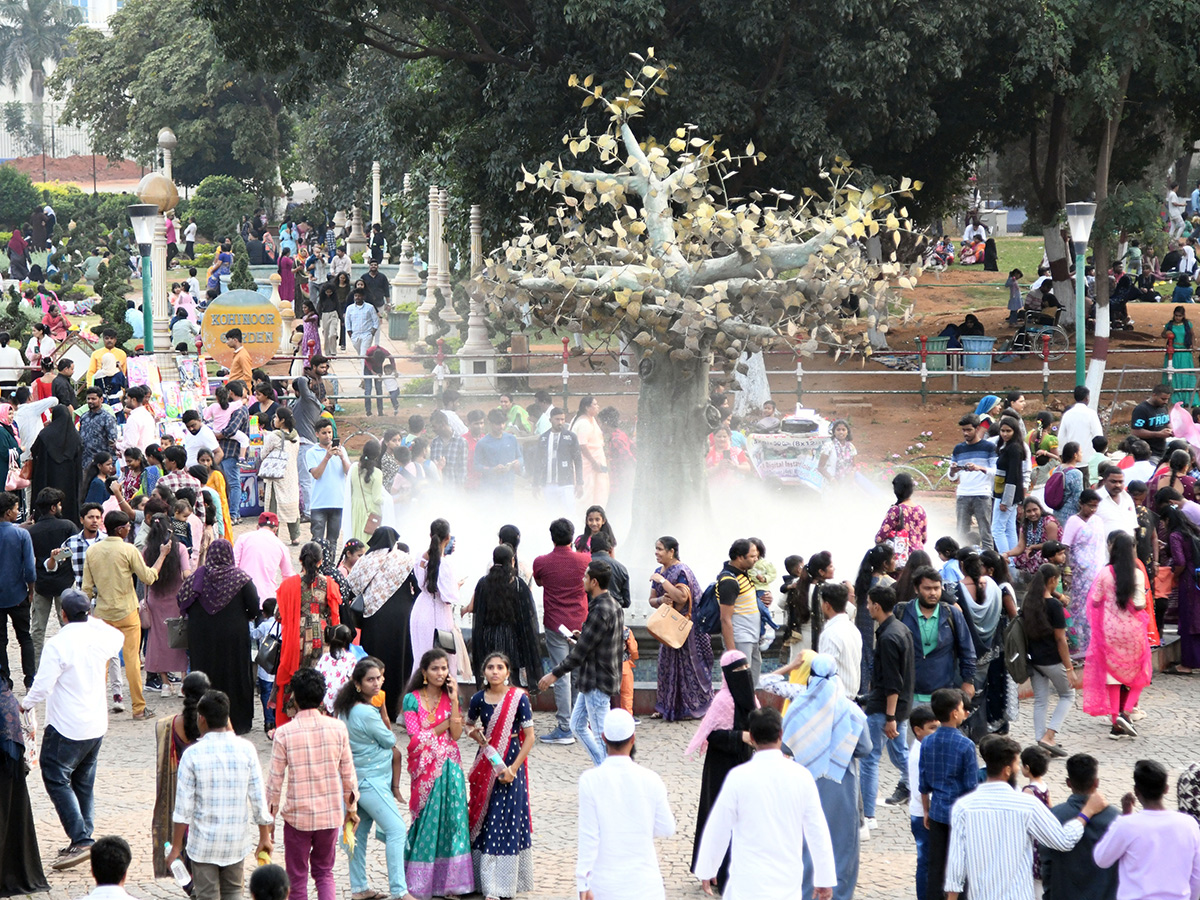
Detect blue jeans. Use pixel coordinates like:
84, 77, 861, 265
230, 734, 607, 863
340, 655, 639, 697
41, 724, 102, 845
350, 778, 408, 896
911, 815, 930, 899
298, 439, 315, 512
258, 677, 276, 732
570, 689, 610, 766
991, 498, 1019, 553
543, 630, 575, 732
220, 456, 242, 520
861, 712, 908, 818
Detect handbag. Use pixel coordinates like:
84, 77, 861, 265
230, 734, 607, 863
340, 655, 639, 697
364, 512, 381, 535
258, 444, 289, 480
255, 631, 282, 675
166, 616, 189, 649
647, 600, 693, 649
434, 628, 457, 653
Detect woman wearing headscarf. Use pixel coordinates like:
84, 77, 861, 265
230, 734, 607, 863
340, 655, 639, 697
973, 394, 1001, 432
762, 653, 870, 900
688, 649, 758, 893
0, 679, 46, 896
31, 404, 82, 522
94, 353, 126, 408
6, 228, 28, 281
142, 513, 192, 698
274, 541, 342, 727
179, 539, 258, 734
467, 544, 542, 691
650, 535, 714, 721
950, 552, 1005, 735
347, 527, 417, 721
0, 404, 19, 499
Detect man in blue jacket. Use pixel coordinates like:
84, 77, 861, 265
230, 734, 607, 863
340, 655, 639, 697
897, 565, 976, 721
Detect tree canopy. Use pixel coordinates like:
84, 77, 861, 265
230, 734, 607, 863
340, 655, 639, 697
0, 0, 81, 128
51, 0, 290, 192
194, 0, 1020, 230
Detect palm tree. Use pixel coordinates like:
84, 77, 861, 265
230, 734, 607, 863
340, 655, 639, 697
0, 0, 82, 147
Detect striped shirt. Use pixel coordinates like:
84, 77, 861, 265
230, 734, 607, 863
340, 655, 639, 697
817, 612, 862, 698
946, 782, 1084, 899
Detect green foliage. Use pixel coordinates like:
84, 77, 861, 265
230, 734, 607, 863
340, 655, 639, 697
197, 0, 1020, 228
0, 165, 40, 228
1102, 185, 1169, 256
0, 0, 82, 123
0, 286, 34, 349
89, 260, 134, 345
189, 176, 254, 241
227, 234, 257, 290
49, 0, 289, 192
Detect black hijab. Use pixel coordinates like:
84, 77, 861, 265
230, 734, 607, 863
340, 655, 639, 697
38, 404, 81, 464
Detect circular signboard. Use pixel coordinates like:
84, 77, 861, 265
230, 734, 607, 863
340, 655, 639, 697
200, 289, 282, 368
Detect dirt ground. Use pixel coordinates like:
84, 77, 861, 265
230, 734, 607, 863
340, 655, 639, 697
7, 153, 142, 186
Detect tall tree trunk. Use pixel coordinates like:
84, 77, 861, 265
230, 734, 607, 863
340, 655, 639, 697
1084, 66, 1132, 406
627, 346, 712, 552
30, 65, 45, 154
1029, 95, 1075, 324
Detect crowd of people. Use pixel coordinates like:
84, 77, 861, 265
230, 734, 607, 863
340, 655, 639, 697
4, 201, 1200, 900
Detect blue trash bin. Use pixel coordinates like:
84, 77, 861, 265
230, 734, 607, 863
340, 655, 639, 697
961, 335, 997, 373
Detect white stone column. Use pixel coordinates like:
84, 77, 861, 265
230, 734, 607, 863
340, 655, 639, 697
371, 161, 382, 225
437, 188, 459, 324
151, 215, 174, 375
346, 206, 368, 258
418, 185, 439, 340
390, 239, 422, 344
458, 204, 495, 392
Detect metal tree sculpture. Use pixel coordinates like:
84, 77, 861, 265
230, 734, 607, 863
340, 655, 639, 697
476, 51, 922, 529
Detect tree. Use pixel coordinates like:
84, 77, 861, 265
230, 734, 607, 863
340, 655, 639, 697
476, 57, 917, 529
227, 235, 256, 290
90, 260, 134, 345
0, 164, 39, 228
50, 0, 289, 192
0, 0, 80, 141
195, 0, 1023, 229
188, 175, 255, 241
998, 0, 1200, 396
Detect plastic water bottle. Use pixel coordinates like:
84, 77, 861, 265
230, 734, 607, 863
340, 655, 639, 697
164, 843, 189, 887
483, 744, 507, 774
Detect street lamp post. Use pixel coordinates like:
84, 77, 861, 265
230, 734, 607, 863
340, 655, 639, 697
127, 203, 158, 355
1065, 201, 1097, 386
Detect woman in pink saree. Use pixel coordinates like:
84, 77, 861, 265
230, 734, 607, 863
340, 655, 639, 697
401, 648, 473, 897
1082, 531, 1152, 739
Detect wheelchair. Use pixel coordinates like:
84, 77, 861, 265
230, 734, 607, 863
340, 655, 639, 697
1005, 306, 1071, 360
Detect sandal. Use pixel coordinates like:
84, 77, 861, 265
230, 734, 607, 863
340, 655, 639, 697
351, 892, 385, 900
1164, 665, 1194, 675
266, 728, 276, 741
649, 712, 664, 719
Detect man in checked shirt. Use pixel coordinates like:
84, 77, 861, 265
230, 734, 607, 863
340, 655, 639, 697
266, 668, 359, 900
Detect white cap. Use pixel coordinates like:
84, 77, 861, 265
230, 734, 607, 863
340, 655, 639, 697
603, 708, 636, 742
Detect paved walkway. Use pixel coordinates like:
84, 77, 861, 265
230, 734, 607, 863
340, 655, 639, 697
10, 568, 1200, 899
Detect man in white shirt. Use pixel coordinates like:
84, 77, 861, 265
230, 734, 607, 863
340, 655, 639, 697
20, 589, 124, 870
962, 219, 987, 243
13, 386, 56, 462
1096, 465, 1137, 537
1168, 182, 1187, 238
181, 409, 221, 468
1057, 386, 1104, 457
576, 709, 675, 900
817, 583, 862, 699
329, 246, 352, 278
945, 735, 1108, 900
81, 836, 136, 900
120, 385, 157, 452
183, 217, 198, 258
696, 707, 837, 900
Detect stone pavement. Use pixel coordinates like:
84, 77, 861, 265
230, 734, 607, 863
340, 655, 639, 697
9, 617, 1200, 900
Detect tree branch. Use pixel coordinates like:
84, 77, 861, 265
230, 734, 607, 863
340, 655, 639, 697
690, 228, 834, 286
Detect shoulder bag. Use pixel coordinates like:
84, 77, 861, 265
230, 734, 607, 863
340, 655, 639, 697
647, 592, 693, 650
166, 615, 189, 649
256, 630, 282, 675
258, 437, 289, 480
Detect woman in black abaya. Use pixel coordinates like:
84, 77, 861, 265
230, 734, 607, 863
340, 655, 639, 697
180, 539, 259, 734
687, 649, 758, 893
346, 527, 417, 722
30, 404, 82, 523
0, 681, 47, 897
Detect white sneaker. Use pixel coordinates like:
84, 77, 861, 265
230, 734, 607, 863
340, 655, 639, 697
859, 823, 871, 842
864, 817, 878, 831
1127, 707, 1146, 722
111, 693, 125, 714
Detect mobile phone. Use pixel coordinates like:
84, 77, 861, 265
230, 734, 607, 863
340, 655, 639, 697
331, 438, 340, 448
446, 536, 456, 555
558, 624, 575, 640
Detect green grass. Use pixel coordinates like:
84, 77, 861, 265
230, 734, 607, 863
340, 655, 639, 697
994, 235, 1047, 280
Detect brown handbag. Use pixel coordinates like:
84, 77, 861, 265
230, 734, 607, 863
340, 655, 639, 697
364, 512, 381, 535
647, 599, 693, 649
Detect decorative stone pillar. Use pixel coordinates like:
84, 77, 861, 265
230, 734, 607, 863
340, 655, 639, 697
151, 215, 172, 374
346, 206, 368, 258
458, 204, 495, 392
437, 188, 459, 324
390, 239, 422, 344
418, 185, 440, 340
158, 127, 176, 181
371, 161, 382, 226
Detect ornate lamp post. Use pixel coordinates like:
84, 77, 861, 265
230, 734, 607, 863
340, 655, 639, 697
1065, 202, 1096, 386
